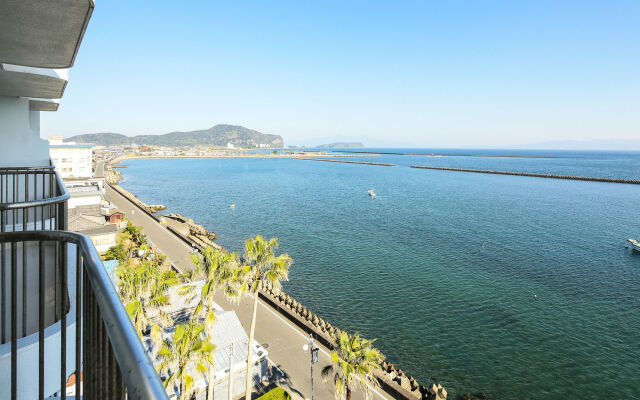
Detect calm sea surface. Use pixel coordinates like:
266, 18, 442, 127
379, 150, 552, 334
118, 149, 640, 399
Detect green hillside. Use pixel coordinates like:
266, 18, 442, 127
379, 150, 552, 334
67, 124, 284, 148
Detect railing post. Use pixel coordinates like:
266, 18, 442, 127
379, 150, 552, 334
0, 230, 170, 400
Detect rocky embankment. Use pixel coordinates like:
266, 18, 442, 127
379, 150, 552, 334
114, 185, 166, 213
105, 164, 122, 185
162, 213, 220, 250
259, 280, 448, 400
105, 164, 166, 213
105, 166, 165, 213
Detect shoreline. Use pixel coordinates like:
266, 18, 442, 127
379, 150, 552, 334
110, 152, 379, 164
106, 158, 449, 400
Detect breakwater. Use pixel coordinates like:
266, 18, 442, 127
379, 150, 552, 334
311, 150, 552, 158
110, 183, 167, 213
162, 213, 221, 251
294, 158, 395, 166
410, 165, 640, 185
109, 153, 378, 164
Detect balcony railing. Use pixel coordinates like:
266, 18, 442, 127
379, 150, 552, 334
0, 166, 69, 232
0, 230, 168, 400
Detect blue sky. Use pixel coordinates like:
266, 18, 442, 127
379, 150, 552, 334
43, 1, 639, 147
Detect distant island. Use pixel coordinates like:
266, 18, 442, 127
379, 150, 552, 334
315, 142, 364, 149
66, 124, 284, 148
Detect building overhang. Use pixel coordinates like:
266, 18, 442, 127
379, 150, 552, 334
0, 64, 68, 99
0, 0, 95, 69
29, 98, 60, 112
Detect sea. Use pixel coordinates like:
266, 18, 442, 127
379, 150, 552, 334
118, 149, 640, 399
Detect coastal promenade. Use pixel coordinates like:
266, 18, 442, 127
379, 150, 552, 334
100, 162, 391, 400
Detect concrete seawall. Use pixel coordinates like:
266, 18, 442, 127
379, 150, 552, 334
295, 158, 395, 167
411, 165, 640, 185
259, 281, 447, 400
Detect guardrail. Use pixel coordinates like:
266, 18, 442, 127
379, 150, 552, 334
0, 230, 168, 400
0, 166, 69, 232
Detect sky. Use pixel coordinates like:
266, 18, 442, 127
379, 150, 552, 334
42, 1, 640, 148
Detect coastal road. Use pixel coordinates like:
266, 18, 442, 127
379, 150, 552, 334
100, 163, 391, 400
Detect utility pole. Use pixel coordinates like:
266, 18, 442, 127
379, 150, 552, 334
228, 343, 234, 400
303, 335, 319, 400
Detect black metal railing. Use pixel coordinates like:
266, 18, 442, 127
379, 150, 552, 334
0, 230, 168, 400
0, 166, 69, 232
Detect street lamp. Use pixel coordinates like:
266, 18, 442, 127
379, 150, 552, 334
302, 335, 319, 400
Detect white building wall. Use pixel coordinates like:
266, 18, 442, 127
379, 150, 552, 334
0, 96, 50, 168
90, 232, 117, 253
50, 145, 93, 178
67, 194, 102, 210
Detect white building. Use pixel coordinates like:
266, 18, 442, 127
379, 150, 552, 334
146, 283, 270, 400
49, 136, 95, 179
65, 180, 104, 211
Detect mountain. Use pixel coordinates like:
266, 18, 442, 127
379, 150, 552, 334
315, 142, 365, 149
66, 124, 284, 148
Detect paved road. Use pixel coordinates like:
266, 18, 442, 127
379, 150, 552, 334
100, 162, 390, 400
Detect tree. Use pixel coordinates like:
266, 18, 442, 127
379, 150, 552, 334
117, 248, 186, 344
157, 322, 215, 400
104, 242, 126, 262
321, 330, 385, 400
123, 219, 147, 247
191, 246, 245, 400
242, 235, 293, 399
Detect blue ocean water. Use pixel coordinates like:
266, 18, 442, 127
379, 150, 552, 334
118, 150, 640, 399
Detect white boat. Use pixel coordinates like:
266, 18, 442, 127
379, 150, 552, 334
368, 189, 376, 198
627, 238, 640, 251
229, 203, 236, 208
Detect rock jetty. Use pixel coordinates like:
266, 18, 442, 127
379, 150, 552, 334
162, 213, 220, 250
105, 164, 122, 185
411, 165, 640, 185
105, 163, 166, 213
259, 279, 447, 400
295, 158, 395, 167
112, 185, 166, 214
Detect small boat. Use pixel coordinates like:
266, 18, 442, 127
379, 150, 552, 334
368, 189, 376, 198
229, 203, 236, 208
627, 238, 640, 251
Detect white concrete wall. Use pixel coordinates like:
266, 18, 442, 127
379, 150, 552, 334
91, 232, 117, 253
50, 146, 93, 178
68, 194, 102, 209
0, 96, 50, 168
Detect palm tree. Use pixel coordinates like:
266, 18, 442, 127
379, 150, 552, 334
321, 330, 385, 400
157, 322, 215, 400
117, 253, 186, 344
191, 246, 245, 400
242, 235, 293, 400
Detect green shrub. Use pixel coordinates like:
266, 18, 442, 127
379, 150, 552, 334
256, 387, 291, 400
